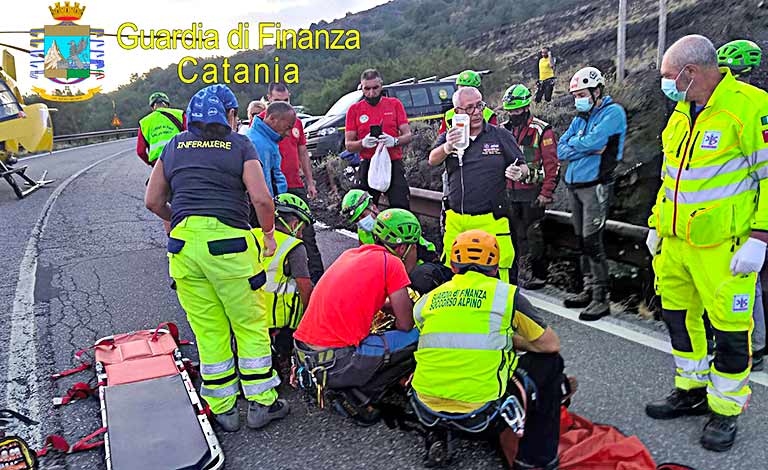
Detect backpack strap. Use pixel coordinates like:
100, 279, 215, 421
157, 110, 184, 132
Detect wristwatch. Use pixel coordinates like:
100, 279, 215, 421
394, 137, 400, 146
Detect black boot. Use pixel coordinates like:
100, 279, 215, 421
645, 387, 708, 420
579, 287, 609, 321
701, 413, 738, 452
564, 290, 591, 308
518, 256, 546, 290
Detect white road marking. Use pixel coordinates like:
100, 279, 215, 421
6, 149, 129, 445
525, 291, 768, 388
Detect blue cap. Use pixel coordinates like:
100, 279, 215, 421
186, 84, 239, 127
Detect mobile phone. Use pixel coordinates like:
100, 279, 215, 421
370, 124, 382, 138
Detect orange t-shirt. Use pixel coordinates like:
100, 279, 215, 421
294, 245, 411, 348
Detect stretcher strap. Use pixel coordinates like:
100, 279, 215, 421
51, 339, 115, 380
150, 321, 193, 345
37, 427, 106, 457
53, 382, 98, 407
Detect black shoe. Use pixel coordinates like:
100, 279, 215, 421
331, 397, 380, 427
579, 299, 610, 321
564, 290, 591, 308
752, 348, 764, 372
701, 413, 737, 452
645, 388, 708, 420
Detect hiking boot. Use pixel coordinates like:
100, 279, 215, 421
213, 406, 240, 432
331, 397, 381, 427
645, 388, 708, 420
6, 156, 18, 165
752, 348, 764, 372
518, 256, 546, 290
247, 399, 289, 429
579, 299, 610, 321
701, 413, 738, 452
564, 290, 591, 308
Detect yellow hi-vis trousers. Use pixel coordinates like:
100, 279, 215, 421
653, 236, 755, 416
168, 216, 279, 414
442, 210, 515, 283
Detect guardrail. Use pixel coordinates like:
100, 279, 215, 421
53, 128, 139, 144
382, 187, 652, 286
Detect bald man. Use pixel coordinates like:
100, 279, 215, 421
646, 34, 768, 451
245, 101, 295, 197
428, 87, 528, 283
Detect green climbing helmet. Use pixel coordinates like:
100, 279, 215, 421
456, 70, 482, 88
717, 39, 762, 76
275, 193, 313, 226
502, 84, 532, 110
149, 91, 170, 108
372, 208, 422, 245
341, 189, 372, 223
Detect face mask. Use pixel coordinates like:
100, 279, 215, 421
357, 214, 375, 232
364, 95, 382, 106
661, 69, 692, 102
575, 96, 593, 112
507, 111, 530, 127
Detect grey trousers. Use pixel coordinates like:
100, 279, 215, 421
568, 183, 612, 291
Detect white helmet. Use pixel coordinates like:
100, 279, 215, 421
569, 67, 605, 92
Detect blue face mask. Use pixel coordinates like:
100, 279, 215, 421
661, 68, 692, 102
574, 96, 593, 112
357, 214, 375, 233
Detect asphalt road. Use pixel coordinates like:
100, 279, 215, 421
1, 140, 766, 470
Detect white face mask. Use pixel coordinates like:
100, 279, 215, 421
357, 214, 375, 232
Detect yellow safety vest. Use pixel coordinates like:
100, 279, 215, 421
650, 68, 768, 247
139, 107, 185, 162
252, 229, 305, 329
538, 57, 555, 81
412, 271, 517, 405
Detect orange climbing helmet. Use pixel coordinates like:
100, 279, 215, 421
450, 229, 499, 272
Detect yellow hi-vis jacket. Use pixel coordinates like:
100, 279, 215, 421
139, 107, 185, 162
252, 229, 305, 329
650, 68, 768, 247
412, 271, 518, 405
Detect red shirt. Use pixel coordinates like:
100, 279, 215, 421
294, 245, 411, 348
345, 96, 408, 161
258, 111, 306, 189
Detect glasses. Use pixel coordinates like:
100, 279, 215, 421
455, 101, 486, 115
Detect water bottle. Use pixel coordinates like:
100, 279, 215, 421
452, 114, 470, 166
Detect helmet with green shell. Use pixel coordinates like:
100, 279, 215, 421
372, 209, 422, 245
341, 189, 373, 223
456, 70, 482, 88
717, 39, 762, 76
275, 193, 313, 226
148, 91, 170, 108
502, 84, 532, 110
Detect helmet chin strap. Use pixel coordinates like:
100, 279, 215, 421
384, 243, 412, 261
278, 215, 303, 238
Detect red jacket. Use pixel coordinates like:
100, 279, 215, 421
505, 116, 559, 199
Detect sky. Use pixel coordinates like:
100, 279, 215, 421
2, 0, 389, 94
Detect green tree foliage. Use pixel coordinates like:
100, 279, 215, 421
30, 0, 581, 134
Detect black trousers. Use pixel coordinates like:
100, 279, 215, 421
513, 352, 564, 468
535, 78, 555, 103
288, 187, 325, 283
508, 199, 546, 278
357, 158, 411, 210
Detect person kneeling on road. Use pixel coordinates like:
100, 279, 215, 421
293, 208, 422, 425
341, 189, 453, 295
252, 193, 314, 379
411, 230, 571, 470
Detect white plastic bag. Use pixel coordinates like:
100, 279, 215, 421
367, 143, 391, 192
